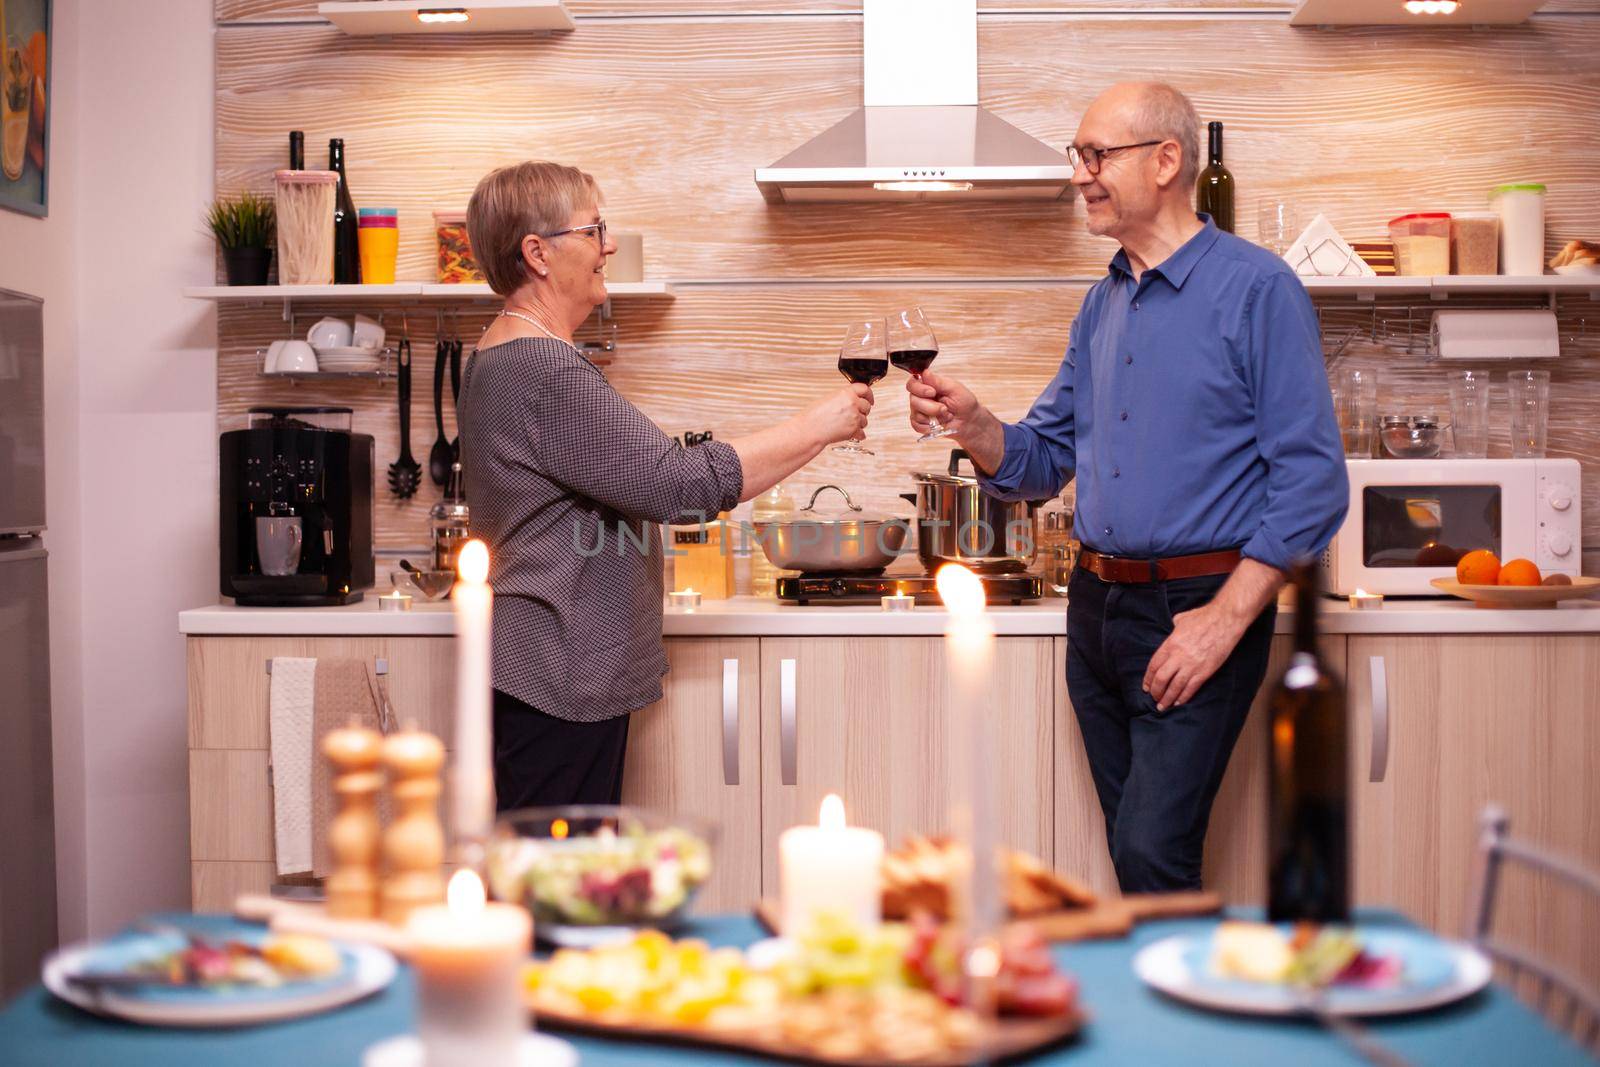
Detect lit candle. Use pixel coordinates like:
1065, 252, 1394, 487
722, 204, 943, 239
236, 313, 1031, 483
407, 869, 532, 1067
881, 582, 915, 612
937, 563, 1001, 1016
379, 589, 413, 612
668, 588, 702, 612
778, 794, 883, 939
452, 540, 493, 862
1349, 588, 1384, 611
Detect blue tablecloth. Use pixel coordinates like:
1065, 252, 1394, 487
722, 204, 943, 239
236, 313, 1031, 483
0, 911, 1591, 1067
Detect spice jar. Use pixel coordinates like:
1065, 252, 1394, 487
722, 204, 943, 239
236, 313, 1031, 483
274, 170, 338, 284
1039, 509, 1078, 597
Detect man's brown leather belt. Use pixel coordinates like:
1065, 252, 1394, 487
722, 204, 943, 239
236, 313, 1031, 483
1077, 547, 1243, 584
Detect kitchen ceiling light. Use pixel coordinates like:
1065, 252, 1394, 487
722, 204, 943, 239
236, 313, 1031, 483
416, 8, 471, 23
1403, 0, 1460, 13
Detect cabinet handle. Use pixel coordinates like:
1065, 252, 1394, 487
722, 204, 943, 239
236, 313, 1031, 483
1368, 655, 1390, 783
781, 658, 797, 786
721, 658, 740, 787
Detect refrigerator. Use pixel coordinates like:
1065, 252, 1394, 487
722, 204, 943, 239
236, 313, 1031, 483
0, 287, 55, 1001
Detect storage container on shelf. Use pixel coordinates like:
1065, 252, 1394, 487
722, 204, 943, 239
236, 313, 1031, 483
1449, 212, 1499, 276
1490, 183, 1546, 276
1387, 213, 1452, 276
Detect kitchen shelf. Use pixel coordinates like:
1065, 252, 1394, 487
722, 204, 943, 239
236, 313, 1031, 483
1299, 275, 1600, 302
318, 1, 574, 37
415, 281, 674, 300
186, 281, 673, 301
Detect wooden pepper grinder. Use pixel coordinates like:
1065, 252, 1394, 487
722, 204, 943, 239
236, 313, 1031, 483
380, 726, 447, 926
323, 723, 385, 919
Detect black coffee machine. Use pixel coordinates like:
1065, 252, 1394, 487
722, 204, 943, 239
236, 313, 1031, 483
220, 406, 374, 606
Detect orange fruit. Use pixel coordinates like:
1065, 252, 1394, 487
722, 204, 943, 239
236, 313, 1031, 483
1456, 549, 1501, 586
1497, 558, 1541, 586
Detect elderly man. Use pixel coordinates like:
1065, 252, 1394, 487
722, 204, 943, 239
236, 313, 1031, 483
908, 83, 1348, 892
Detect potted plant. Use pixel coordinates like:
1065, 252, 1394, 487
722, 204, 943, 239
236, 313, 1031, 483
206, 193, 275, 286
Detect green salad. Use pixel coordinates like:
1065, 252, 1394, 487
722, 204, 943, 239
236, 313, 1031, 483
489, 824, 712, 926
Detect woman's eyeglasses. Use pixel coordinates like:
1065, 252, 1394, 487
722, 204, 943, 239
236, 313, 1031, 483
542, 219, 607, 247
1066, 141, 1162, 176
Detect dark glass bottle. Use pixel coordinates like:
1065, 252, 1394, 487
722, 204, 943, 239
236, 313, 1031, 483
1267, 564, 1350, 923
288, 130, 304, 171
1195, 121, 1235, 234
329, 138, 361, 284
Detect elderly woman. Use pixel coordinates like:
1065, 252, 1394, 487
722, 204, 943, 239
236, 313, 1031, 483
458, 161, 871, 809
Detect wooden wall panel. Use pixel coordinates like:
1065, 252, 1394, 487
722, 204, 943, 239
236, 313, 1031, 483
216, 18, 1600, 282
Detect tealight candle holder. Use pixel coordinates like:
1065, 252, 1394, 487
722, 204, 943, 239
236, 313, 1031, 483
668, 589, 702, 612
1348, 590, 1384, 611
881, 592, 915, 612
379, 590, 413, 612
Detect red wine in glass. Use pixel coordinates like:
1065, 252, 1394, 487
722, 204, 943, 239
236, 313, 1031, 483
888, 308, 952, 441
834, 320, 884, 455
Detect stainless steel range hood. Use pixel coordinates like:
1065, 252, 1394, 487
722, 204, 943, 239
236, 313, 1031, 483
755, 0, 1073, 204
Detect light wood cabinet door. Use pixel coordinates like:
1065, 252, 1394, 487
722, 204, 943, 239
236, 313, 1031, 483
758, 637, 1054, 897
1348, 634, 1600, 988
621, 638, 762, 914
1054, 634, 1346, 904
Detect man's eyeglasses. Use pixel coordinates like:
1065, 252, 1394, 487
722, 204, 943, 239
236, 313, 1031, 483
1066, 141, 1163, 176
542, 219, 607, 248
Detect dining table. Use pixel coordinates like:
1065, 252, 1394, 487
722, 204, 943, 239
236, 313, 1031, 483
0, 909, 1591, 1067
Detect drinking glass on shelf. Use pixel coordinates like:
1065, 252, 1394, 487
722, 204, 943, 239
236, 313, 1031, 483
834, 320, 887, 456
1447, 369, 1492, 458
1507, 369, 1551, 458
1256, 200, 1299, 256
887, 306, 951, 442
1331, 367, 1378, 458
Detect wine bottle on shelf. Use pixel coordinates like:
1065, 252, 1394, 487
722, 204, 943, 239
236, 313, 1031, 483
1266, 563, 1350, 924
329, 138, 362, 284
288, 130, 304, 171
1195, 120, 1235, 234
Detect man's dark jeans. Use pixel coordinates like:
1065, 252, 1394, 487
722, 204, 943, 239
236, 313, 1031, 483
1066, 565, 1277, 893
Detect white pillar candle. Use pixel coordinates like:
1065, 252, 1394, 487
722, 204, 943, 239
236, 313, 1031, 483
407, 869, 532, 1067
936, 564, 1001, 1015
779, 794, 883, 939
452, 540, 494, 859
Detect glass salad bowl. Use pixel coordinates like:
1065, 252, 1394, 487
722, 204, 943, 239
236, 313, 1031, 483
486, 806, 717, 947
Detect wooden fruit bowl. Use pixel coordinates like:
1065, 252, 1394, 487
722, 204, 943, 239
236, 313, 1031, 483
1430, 576, 1600, 609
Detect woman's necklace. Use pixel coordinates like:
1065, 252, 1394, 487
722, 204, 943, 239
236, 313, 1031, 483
497, 308, 575, 350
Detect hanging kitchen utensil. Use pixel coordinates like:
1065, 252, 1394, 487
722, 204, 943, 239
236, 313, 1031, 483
388, 338, 421, 499
428, 337, 452, 487
449, 337, 463, 463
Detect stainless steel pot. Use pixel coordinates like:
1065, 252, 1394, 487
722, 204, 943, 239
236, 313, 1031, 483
754, 484, 911, 573
902, 450, 1043, 574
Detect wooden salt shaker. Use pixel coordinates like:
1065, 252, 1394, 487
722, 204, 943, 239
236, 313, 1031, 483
322, 723, 384, 919
380, 727, 447, 926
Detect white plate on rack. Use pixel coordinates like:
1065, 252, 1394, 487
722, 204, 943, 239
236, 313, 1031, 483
1553, 263, 1600, 276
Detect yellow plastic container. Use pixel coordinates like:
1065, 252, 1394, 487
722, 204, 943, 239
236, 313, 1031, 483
357, 210, 399, 285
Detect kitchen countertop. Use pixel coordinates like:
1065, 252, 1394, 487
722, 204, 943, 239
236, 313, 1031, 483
179, 593, 1600, 637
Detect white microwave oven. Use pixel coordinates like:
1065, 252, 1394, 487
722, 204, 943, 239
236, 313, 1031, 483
1321, 458, 1582, 596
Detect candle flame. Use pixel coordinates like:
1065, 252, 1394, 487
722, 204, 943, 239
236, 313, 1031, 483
935, 563, 986, 616
819, 793, 846, 831
447, 868, 486, 916
551, 818, 570, 840
457, 539, 490, 584
1354, 588, 1368, 597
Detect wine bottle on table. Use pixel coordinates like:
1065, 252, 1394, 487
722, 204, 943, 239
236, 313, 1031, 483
329, 138, 362, 284
1195, 120, 1235, 234
1266, 563, 1350, 923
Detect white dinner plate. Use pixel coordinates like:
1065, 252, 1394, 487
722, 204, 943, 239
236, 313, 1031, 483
44, 924, 398, 1027
1133, 929, 1491, 1018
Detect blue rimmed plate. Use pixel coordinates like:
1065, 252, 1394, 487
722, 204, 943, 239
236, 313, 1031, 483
1133, 926, 1491, 1017
43, 917, 397, 1027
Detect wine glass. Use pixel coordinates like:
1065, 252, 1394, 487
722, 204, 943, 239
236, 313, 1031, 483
888, 306, 951, 441
834, 320, 886, 455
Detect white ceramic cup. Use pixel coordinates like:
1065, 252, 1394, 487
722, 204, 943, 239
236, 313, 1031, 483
352, 314, 385, 351
275, 340, 319, 374
308, 316, 353, 348
264, 340, 289, 373
256, 515, 304, 576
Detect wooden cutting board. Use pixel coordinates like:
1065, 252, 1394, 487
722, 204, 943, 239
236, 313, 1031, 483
530, 1000, 1083, 1067
755, 890, 1222, 943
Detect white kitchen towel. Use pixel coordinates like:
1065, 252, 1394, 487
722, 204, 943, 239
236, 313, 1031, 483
268, 656, 318, 876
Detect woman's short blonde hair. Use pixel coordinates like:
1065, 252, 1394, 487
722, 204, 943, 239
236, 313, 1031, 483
467, 161, 600, 296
